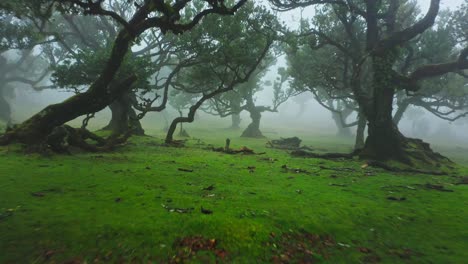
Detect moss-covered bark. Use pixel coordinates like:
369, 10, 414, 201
241, 107, 264, 138
1, 29, 137, 145
102, 93, 144, 136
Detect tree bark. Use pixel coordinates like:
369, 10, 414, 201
230, 113, 241, 129
360, 54, 408, 162
331, 110, 352, 137
2, 29, 137, 144
354, 112, 366, 150
393, 99, 411, 126
241, 107, 264, 138
102, 93, 144, 135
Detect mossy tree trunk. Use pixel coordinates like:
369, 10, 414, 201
393, 97, 411, 126
2, 28, 137, 144
102, 93, 144, 135
360, 54, 409, 162
241, 106, 264, 138
1, 1, 250, 146
354, 112, 366, 150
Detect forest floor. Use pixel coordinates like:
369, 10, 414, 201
0, 126, 467, 263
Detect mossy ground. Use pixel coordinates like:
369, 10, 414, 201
1, 126, 467, 263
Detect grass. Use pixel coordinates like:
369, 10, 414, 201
1, 126, 467, 263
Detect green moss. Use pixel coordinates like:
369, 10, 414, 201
0, 129, 467, 263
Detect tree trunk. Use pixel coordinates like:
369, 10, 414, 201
230, 113, 241, 129
354, 54, 451, 167
331, 111, 352, 137
354, 112, 366, 150
360, 55, 408, 162
2, 28, 137, 144
241, 107, 264, 138
229, 96, 241, 129
296, 102, 306, 117
102, 93, 144, 135
393, 99, 410, 126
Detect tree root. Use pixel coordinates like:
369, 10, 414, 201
164, 140, 186, 147
46, 125, 132, 153
0, 132, 14, 146
2, 125, 132, 153
365, 160, 448, 175
291, 150, 355, 159
290, 139, 452, 175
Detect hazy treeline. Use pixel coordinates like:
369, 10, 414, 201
0, 0, 467, 164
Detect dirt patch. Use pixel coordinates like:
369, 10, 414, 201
171, 236, 227, 263
267, 230, 336, 263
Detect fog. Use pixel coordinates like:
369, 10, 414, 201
3, 0, 468, 149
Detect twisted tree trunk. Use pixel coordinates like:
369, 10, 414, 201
1, 30, 137, 145
241, 107, 264, 138
102, 93, 144, 135
331, 110, 352, 137
360, 55, 408, 162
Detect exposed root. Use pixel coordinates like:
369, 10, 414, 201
403, 138, 453, 165
365, 160, 448, 175
46, 125, 132, 153
291, 149, 355, 159
290, 137, 453, 175
164, 140, 186, 147
240, 126, 264, 138
0, 132, 14, 146
0, 125, 17, 146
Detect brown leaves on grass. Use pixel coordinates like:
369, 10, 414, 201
267, 230, 336, 263
171, 236, 227, 263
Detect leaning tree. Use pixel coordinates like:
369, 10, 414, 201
0, 0, 249, 147
45, 3, 182, 135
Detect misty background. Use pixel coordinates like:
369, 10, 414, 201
6, 0, 468, 147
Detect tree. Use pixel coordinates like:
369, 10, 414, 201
239, 66, 294, 138
272, 0, 468, 165
0, 0, 249, 146
163, 1, 277, 143
285, 8, 367, 148
0, 6, 52, 125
